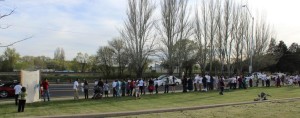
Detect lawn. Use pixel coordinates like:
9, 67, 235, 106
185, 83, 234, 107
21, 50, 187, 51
118, 99, 300, 118
0, 87, 299, 118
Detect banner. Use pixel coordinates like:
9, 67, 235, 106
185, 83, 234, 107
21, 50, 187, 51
21, 70, 40, 103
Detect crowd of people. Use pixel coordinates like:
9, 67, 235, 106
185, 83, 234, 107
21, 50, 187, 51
69, 73, 299, 100
11, 73, 300, 112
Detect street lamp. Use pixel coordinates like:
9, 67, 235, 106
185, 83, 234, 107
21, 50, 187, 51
242, 5, 254, 74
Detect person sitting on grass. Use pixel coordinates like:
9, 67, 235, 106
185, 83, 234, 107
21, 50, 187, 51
254, 92, 271, 101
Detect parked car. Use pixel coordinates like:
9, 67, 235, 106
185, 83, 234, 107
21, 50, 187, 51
245, 72, 267, 80
0, 82, 18, 98
154, 75, 182, 86
271, 73, 286, 79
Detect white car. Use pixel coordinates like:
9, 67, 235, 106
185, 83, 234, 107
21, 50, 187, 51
271, 73, 286, 79
246, 72, 267, 80
154, 75, 182, 86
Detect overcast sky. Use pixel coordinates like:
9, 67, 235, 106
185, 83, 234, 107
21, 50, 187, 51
0, 0, 299, 60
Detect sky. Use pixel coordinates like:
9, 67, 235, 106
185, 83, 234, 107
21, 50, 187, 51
0, 0, 299, 60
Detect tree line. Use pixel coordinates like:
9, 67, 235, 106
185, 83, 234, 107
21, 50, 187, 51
1, 0, 299, 79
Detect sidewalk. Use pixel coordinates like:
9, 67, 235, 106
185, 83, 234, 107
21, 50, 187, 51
35, 97, 300, 118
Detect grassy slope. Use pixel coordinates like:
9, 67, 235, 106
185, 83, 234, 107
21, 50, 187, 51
1, 87, 299, 118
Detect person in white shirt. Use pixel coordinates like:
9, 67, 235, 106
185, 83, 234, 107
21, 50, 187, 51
112, 80, 117, 97
194, 75, 200, 91
73, 79, 79, 100
138, 79, 144, 95
14, 82, 22, 105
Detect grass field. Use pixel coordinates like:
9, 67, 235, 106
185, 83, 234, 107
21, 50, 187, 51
0, 87, 300, 118
117, 99, 300, 118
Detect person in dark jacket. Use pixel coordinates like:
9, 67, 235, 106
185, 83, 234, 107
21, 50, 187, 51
182, 76, 188, 92
219, 78, 225, 95
187, 77, 193, 92
202, 75, 207, 91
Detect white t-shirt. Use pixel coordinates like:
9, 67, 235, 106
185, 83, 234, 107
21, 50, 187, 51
138, 80, 144, 87
112, 81, 117, 88
14, 84, 22, 94
73, 81, 79, 90
206, 75, 211, 83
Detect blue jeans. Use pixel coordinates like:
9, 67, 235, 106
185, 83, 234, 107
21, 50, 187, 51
43, 89, 50, 101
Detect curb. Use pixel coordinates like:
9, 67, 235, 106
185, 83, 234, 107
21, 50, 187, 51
36, 97, 300, 118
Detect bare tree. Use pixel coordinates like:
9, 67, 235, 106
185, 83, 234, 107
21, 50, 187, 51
54, 47, 65, 70
120, 0, 156, 78
207, 0, 220, 74
108, 38, 128, 78
157, 0, 191, 76
221, 0, 234, 76
96, 46, 115, 78
75, 52, 89, 72
194, 0, 209, 75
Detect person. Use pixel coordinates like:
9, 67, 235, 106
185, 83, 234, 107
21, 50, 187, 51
130, 80, 135, 96
18, 87, 27, 112
83, 80, 89, 99
238, 76, 242, 89
14, 82, 22, 105
121, 79, 126, 97
261, 76, 266, 87
138, 79, 144, 95
202, 75, 207, 92
73, 79, 79, 100
232, 77, 237, 89
112, 80, 117, 97
206, 75, 211, 91
281, 76, 285, 86
266, 76, 271, 87
41, 79, 50, 102
219, 78, 225, 95
170, 76, 176, 93
187, 77, 193, 92
249, 78, 253, 87
126, 80, 131, 96
276, 76, 281, 87
94, 79, 98, 86
148, 78, 154, 95
103, 81, 109, 98
164, 77, 169, 93
115, 80, 121, 97
210, 76, 214, 90
254, 92, 271, 101
134, 81, 140, 99
193, 75, 198, 91
155, 79, 159, 94
182, 76, 188, 92
255, 75, 259, 87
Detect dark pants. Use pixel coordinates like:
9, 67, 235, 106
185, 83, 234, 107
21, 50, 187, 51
15, 94, 19, 105
298, 81, 300, 87
266, 80, 270, 87
139, 86, 144, 95
164, 85, 169, 93
183, 84, 187, 92
262, 80, 265, 86
18, 100, 26, 112
113, 88, 117, 97
155, 85, 158, 94
84, 89, 89, 99
233, 83, 237, 89
122, 89, 126, 96
219, 87, 224, 95
43, 89, 50, 101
